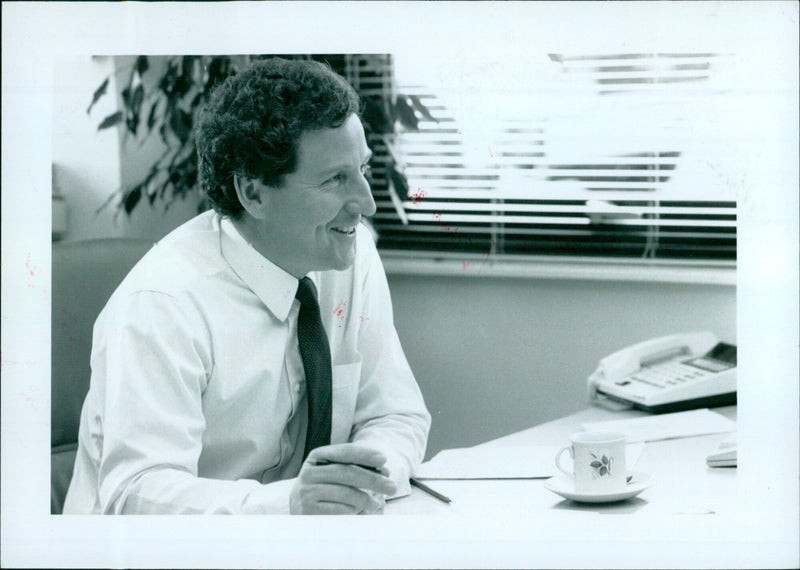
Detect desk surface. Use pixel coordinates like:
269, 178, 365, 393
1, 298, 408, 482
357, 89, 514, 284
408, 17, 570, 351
387, 405, 737, 516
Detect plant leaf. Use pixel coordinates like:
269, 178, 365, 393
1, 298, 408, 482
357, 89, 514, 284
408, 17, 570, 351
362, 97, 392, 134
191, 91, 205, 108
389, 165, 409, 197
124, 83, 145, 136
181, 55, 198, 79
173, 74, 191, 99
159, 123, 169, 145
146, 100, 160, 133
205, 56, 232, 91
409, 95, 438, 123
394, 96, 419, 130
135, 55, 149, 76
131, 84, 145, 115
123, 186, 142, 214
97, 111, 123, 131
169, 108, 192, 143
590, 460, 603, 469
87, 77, 109, 114
94, 187, 122, 215
159, 61, 177, 94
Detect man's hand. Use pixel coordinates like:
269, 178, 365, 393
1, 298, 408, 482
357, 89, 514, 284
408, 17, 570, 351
290, 444, 397, 515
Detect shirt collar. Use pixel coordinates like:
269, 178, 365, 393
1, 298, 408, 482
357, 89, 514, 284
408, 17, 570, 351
219, 216, 317, 322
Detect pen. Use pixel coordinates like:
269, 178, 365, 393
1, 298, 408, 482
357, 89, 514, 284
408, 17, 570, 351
310, 459, 383, 473
410, 477, 452, 504
312, 461, 452, 504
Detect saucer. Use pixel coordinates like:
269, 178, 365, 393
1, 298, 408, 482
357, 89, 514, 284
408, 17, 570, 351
544, 472, 654, 503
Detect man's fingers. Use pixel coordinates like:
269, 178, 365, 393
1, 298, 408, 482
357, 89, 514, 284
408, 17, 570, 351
302, 461, 396, 496
297, 484, 383, 515
303, 444, 397, 496
308, 443, 388, 471
313, 502, 354, 515
360, 490, 386, 514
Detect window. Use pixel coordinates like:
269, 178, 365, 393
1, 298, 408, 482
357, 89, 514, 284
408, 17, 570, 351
360, 52, 740, 268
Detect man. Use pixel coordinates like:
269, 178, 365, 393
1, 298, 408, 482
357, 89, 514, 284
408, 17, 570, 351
63, 57, 431, 514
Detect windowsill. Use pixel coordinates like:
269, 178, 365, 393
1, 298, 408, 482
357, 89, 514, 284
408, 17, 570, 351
379, 251, 736, 285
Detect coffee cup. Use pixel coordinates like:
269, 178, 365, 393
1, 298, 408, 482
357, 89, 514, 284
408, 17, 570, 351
555, 431, 627, 493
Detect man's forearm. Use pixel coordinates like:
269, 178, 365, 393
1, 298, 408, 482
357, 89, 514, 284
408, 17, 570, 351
349, 411, 431, 496
103, 468, 295, 514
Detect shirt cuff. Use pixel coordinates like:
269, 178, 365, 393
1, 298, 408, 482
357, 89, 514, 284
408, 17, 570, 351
240, 477, 295, 514
383, 454, 412, 499
347, 441, 416, 500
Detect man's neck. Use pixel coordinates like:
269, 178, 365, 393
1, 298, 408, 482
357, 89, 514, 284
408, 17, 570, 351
229, 215, 303, 279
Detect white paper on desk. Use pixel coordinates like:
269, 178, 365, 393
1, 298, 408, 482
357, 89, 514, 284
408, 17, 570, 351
581, 408, 736, 443
415, 443, 644, 480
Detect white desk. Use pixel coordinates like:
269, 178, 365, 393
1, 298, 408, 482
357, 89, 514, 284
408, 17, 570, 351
386, 405, 737, 516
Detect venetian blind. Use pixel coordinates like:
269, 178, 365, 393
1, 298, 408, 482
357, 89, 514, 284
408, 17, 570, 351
360, 53, 739, 264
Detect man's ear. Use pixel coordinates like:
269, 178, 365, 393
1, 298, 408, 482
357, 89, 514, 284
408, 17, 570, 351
233, 174, 268, 219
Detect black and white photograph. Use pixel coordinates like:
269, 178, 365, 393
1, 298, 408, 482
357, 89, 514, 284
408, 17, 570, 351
2, 2, 798, 568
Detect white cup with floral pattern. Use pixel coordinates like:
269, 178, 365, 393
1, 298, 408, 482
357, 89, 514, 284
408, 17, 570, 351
555, 431, 627, 494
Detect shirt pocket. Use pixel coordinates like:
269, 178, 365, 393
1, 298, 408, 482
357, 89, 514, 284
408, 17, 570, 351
331, 359, 362, 444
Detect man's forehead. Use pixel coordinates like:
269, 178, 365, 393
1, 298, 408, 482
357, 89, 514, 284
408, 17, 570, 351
295, 116, 370, 171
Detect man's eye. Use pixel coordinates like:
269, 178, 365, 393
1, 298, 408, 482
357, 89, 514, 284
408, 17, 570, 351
323, 173, 345, 186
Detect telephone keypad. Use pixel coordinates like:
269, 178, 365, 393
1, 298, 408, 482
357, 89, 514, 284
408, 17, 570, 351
630, 362, 709, 390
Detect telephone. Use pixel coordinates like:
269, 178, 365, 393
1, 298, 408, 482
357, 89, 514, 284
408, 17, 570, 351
588, 331, 737, 414
706, 438, 738, 467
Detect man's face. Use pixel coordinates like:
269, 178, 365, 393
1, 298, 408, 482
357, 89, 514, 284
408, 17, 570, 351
251, 113, 377, 278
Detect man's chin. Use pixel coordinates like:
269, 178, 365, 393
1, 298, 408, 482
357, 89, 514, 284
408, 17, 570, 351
311, 243, 356, 273
331, 256, 356, 272
331, 249, 357, 271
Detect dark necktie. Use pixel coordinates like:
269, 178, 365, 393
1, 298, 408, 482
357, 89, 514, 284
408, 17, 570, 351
295, 277, 332, 459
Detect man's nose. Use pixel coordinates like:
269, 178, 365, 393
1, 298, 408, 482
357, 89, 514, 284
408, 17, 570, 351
347, 173, 377, 217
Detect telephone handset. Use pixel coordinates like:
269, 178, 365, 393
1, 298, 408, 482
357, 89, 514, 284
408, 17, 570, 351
588, 331, 737, 414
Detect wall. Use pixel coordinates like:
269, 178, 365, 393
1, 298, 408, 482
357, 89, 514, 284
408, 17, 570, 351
53, 56, 202, 244
387, 273, 736, 459
52, 57, 124, 241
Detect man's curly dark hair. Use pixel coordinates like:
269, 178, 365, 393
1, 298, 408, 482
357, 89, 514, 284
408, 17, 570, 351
195, 58, 361, 217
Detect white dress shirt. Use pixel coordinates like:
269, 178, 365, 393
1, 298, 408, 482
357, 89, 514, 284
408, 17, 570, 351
63, 211, 431, 514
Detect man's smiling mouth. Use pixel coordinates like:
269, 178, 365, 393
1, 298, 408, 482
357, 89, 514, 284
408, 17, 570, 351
331, 225, 357, 236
